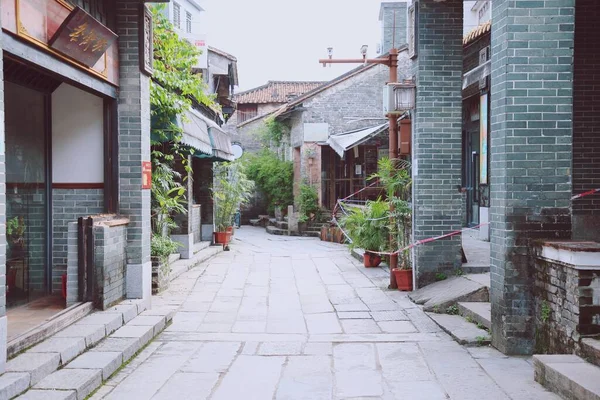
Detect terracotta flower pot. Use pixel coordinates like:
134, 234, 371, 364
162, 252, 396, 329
393, 268, 413, 291
214, 231, 230, 245
363, 251, 382, 268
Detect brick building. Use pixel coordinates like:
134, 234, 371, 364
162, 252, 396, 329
225, 81, 324, 156
408, 0, 600, 356
0, 0, 160, 372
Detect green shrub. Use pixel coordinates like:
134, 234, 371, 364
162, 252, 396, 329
151, 235, 181, 266
299, 183, 319, 222
339, 199, 390, 253
244, 150, 293, 213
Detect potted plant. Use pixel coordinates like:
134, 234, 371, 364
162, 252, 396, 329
339, 199, 390, 267
213, 162, 255, 245
151, 235, 181, 294
370, 157, 413, 290
6, 216, 26, 258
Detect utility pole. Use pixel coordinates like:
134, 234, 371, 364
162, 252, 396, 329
319, 47, 400, 289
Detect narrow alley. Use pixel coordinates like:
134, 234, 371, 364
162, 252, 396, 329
91, 228, 557, 400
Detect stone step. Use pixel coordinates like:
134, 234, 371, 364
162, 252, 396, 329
170, 244, 223, 282
266, 226, 288, 236
457, 302, 491, 330
534, 354, 600, 400
409, 273, 490, 312
193, 241, 211, 254
426, 313, 490, 346
1, 299, 174, 400
249, 219, 260, 226
581, 338, 600, 368
275, 220, 289, 230
301, 231, 320, 238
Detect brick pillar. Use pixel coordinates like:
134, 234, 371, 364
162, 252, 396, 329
117, 1, 152, 301
0, 0, 7, 373
412, 0, 463, 287
572, 0, 600, 241
490, 0, 574, 355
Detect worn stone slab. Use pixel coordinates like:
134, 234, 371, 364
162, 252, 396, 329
15, 389, 77, 400
103, 303, 138, 324
29, 337, 86, 365
533, 354, 600, 400
426, 313, 490, 346
54, 324, 106, 347
6, 352, 60, 385
458, 302, 491, 330
258, 341, 303, 356
127, 315, 166, 336
34, 369, 101, 400
340, 319, 381, 334
408, 275, 489, 312
90, 337, 140, 362
110, 325, 154, 347
0, 372, 30, 399
377, 320, 418, 333
370, 310, 409, 321
464, 273, 491, 288
180, 342, 241, 373
336, 311, 371, 319
309, 333, 440, 343
275, 356, 332, 400
210, 356, 285, 400
140, 307, 177, 322
305, 313, 342, 334
303, 342, 333, 356
66, 352, 123, 380
152, 372, 219, 400
77, 313, 123, 335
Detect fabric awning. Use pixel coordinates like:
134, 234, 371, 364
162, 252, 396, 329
208, 124, 234, 162
180, 108, 213, 156
326, 124, 388, 157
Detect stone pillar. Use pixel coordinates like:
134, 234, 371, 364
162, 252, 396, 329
489, 0, 574, 355
171, 155, 194, 259
0, 0, 7, 374
117, 1, 152, 302
412, 0, 463, 287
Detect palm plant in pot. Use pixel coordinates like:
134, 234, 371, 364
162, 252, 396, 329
213, 161, 254, 245
339, 199, 390, 267
370, 157, 413, 290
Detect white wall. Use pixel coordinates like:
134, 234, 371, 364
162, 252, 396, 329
464, 1, 492, 35
52, 83, 104, 183
168, 0, 204, 36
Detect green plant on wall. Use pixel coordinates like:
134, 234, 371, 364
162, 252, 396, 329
254, 116, 290, 148
244, 150, 293, 214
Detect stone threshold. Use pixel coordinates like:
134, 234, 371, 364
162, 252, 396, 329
534, 354, 600, 400
7, 302, 94, 359
0, 299, 175, 400
426, 312, 490, 346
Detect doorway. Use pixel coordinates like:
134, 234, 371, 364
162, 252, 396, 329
5, 81, 50, 307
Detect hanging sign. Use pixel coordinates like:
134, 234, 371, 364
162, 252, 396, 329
49, 6, 118, 68
142, 161, 152, 189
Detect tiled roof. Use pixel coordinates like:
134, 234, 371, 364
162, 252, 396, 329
234, 81, 325, 104
463, 20, 492, 46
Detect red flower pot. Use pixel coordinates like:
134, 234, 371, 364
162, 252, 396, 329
214, 231, 230, 245
393, 268, 413, 291
363, 251, 382, 268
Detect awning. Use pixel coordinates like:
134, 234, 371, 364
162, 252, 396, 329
208, 124, 234, 161
463, 60, 491, 90
326, 124, 388, 157
180, 108, 213, 156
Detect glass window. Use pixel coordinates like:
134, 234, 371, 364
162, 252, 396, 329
186, 11, 192, 33
173, 2, 181, 29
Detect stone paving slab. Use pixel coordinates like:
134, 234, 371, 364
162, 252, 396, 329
53, 324, 106, 347
110, 325, 154, 347
76, 313, 123, 336
426, 313, 490, 346
90, 337, 140, 362
458, 301, 491, 330
534, 354, 600, 400
309, 333, 441, 343
28, 337, 86, 365
0, 372, 30, 399
336, 311, 371, 319
34, 369, 101, 400
65, 352, 123, 380
16, 389, 77, 400
409, 275, 489, 312
102, 304, 138, 324
127, 315, 166, 336
6, 353, 61, 386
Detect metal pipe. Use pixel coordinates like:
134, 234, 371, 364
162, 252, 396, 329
319, 58, 391, 66
388, 48, 399, 289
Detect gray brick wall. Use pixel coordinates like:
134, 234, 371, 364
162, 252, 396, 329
572, 0, 600, 241
412, 0, 464, 287
94, 224, 127, 309
52, 189, 104, 292
225, 103, 284, 154
117, 1, 151, 267
489, 0, 574, 355
380, 2, 408, 54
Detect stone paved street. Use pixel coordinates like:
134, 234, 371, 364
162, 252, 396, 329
91, 227, 558, 400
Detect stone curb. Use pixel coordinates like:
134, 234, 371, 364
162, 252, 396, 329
0, 298, 159, 399
533, 354, 600, 400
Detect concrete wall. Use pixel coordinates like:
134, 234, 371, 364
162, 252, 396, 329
94, 224, 127, 309
489, 0, 575, 355
572, 0, 600, 241
191, 205, 201, 243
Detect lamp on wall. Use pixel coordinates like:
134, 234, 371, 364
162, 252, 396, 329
390, 79, 416, 112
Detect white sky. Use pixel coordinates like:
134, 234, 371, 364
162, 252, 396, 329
197, 0, 385, 91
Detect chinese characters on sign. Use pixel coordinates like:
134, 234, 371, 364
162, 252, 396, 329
480, 93, 489, 185
49, 6, 117, 68
140, 5, 154, 76
142, 162, 152, 189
